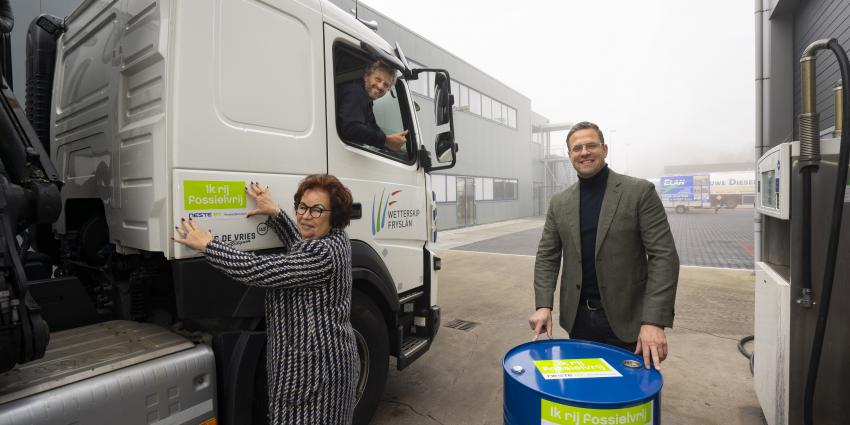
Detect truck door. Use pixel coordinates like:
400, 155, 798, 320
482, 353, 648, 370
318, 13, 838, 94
171, 0, 326, 258
323, 27, 427, 295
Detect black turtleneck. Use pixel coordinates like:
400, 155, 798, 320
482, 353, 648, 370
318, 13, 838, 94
579, 164, 609, 301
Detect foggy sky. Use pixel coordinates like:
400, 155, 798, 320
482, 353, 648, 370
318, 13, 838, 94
361, 0, 755, 178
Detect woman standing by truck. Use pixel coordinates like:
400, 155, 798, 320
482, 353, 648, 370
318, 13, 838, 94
174, 175, 358, 425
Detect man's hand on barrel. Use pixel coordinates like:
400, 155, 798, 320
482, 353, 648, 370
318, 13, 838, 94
635, 324, 668, 370
529, 308, 553, 341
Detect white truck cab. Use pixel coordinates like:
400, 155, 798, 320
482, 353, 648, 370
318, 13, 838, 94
0, 1, 456, 424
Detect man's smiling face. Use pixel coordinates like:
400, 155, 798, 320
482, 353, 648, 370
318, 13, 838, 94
568, 128, 608, 178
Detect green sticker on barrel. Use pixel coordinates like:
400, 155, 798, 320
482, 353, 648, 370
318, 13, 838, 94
541, 399, 653, 425
184, 180, 246, 210
534, 358, 622, 380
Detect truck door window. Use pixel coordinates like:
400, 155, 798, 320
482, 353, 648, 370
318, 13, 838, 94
334, 44, 416, 164
372, 85, 408, 154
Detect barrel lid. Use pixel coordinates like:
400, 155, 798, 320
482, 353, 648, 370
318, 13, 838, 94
503, 339, 663, 406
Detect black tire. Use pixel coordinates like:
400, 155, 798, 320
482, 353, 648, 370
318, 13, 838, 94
675, 205, 687, 214
724, 199, 738, 209
351, 289, 389, 425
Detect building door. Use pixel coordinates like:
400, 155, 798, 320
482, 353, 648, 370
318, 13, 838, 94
456, 177, 476, 227
533, 182, 543, 216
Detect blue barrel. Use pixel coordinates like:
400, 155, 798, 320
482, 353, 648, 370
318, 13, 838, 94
503, 339, 662, 425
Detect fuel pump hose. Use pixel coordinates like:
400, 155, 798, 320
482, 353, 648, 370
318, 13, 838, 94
803, 38, 850, 425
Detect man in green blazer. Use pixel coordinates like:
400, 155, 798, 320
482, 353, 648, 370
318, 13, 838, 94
529, 121, 679, 369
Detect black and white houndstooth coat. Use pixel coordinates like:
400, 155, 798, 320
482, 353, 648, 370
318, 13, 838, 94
204, 210, 359, 425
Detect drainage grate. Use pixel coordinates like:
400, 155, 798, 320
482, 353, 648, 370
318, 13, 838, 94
445, 319, 479, 331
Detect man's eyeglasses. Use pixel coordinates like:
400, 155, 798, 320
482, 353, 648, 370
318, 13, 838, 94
570, 142, 603, 154
295, 203, 332, 218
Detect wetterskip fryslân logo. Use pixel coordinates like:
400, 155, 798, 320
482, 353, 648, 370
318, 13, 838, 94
372, 189, 401, 235
371, 189, 422, 235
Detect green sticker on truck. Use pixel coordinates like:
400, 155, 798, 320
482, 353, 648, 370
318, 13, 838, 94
541, 399, 652, 425
184, 180, 246, 210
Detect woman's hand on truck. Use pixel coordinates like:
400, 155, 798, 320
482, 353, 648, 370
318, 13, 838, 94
173, 217, 213, 251
246, 181, 281, 218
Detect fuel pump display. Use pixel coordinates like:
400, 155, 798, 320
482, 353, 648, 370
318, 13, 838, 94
756, 143, 790, 219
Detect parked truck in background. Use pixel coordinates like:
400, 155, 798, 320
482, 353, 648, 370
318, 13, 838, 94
0, 1, 457, 424
659, 172, 755, 213
708, 171, 756, 209
659, 174, 712, 213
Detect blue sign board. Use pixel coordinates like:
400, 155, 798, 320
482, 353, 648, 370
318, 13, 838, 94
660, 175, 695, 201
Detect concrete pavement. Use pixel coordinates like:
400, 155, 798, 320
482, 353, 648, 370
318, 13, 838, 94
451, 209, 756, 269
370, 218, 764, 425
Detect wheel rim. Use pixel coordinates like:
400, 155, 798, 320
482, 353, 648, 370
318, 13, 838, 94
354, 329, 370, 404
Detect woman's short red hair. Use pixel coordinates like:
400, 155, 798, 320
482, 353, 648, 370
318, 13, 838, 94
293, 174, 353, 229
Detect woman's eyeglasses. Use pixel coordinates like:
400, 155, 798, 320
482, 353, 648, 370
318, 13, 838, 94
295, 203, 332, 218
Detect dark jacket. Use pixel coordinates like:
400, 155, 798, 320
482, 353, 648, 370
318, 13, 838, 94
533, 168, 680, 342
337, 80, 385, 148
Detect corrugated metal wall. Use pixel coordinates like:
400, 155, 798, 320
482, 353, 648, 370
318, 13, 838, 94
793, 0, 850, 138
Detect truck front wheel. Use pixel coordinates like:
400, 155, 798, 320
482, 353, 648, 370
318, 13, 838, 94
675, 205, 687, 214
351, 289, 389, 425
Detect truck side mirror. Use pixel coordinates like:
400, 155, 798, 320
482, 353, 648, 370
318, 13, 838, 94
432, 72, 456, 165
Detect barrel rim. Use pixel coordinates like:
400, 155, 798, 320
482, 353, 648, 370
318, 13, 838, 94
502, 338, 664, 406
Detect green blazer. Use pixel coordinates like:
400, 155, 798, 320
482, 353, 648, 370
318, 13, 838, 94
533, 168, 679, 342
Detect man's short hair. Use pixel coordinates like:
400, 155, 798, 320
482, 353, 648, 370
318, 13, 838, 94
364, 61, 397, 84
566, 121, 605, 148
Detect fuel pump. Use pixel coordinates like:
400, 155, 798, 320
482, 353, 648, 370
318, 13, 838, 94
754, 38, 850, 425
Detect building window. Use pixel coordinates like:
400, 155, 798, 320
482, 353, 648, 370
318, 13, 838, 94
481, 95, 492, 120
469, 89, 481, 115
432, 174, 446, 202
482, 177, 494, 200
532, 131, 542, 144
459, 85, 469, 108
445, 80, 517, 129
505, 179, 518, 200
493, 178, 505, 200
492, 100, 503, 124
446, 176, 457, 202
437, 175, 518, 202
486, 178, 519, 200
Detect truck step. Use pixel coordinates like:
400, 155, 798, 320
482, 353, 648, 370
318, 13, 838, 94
396, 335, 429, 370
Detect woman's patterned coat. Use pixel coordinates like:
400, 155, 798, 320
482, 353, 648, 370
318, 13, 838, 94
204, 211, 359, 424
